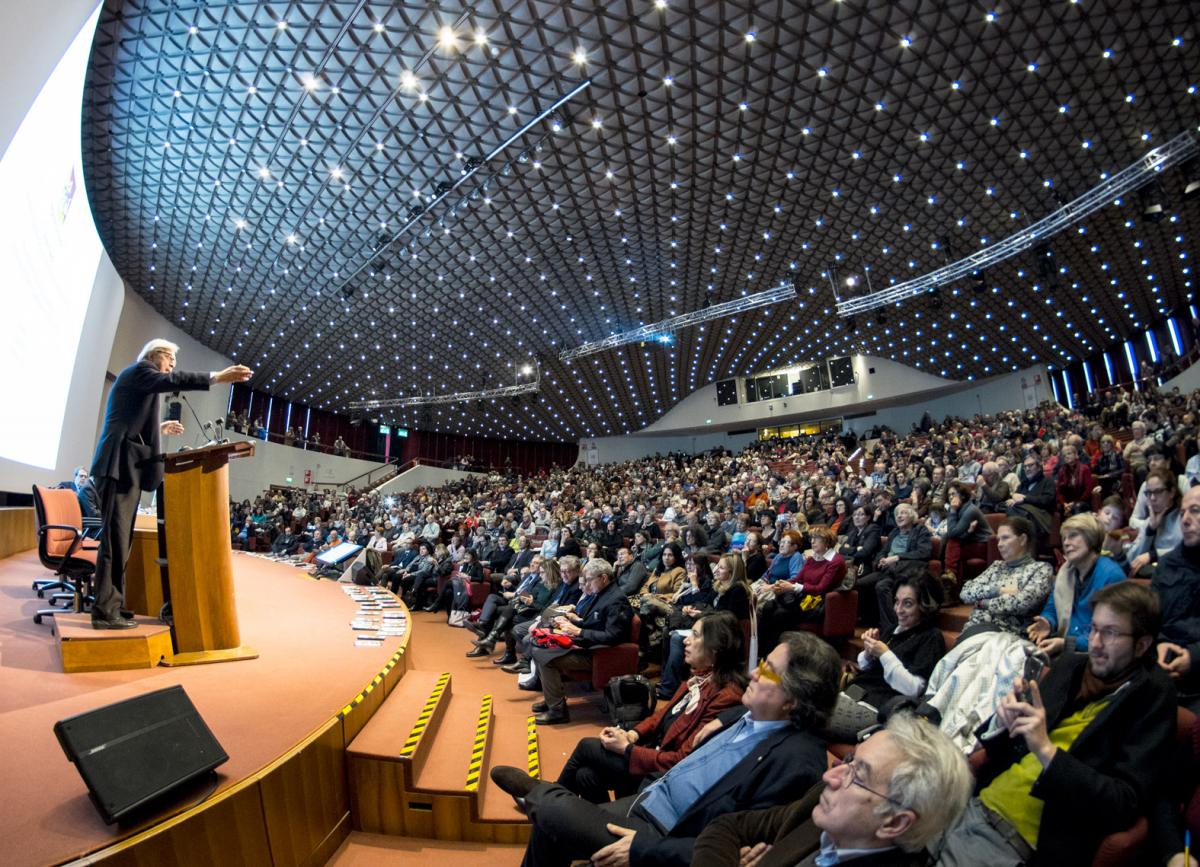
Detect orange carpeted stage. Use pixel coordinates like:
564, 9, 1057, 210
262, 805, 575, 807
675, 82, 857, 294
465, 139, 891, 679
0, 547, 409, 866
0, 534, 605, 866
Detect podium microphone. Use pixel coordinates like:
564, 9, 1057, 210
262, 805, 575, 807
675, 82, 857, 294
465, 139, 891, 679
177, 394, 216, 445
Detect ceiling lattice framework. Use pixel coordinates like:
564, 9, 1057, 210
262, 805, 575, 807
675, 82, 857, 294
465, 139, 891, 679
83, 0, 1200, 441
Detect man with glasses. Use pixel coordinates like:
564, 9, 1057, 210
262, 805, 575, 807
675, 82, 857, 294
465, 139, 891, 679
691, 713, 972, 867
527, 558, 632, 724
1002, 453, 1056, 548
89, 339, 251, 629
931, 581, 1175, 866
490, 632, 840, 866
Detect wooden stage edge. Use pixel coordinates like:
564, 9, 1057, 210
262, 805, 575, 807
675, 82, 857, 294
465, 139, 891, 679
0, 507, 36, 560
63, 587, 412, 867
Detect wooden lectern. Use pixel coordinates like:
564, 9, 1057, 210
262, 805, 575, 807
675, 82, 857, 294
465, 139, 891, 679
159, 441, 258, 666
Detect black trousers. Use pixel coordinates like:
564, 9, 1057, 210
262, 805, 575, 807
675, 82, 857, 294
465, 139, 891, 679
556, 736, 638, 803
93, 475, 141, 621
522, 785, 663, 867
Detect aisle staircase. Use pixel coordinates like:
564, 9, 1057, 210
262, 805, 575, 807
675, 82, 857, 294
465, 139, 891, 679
346, 669, 540, 845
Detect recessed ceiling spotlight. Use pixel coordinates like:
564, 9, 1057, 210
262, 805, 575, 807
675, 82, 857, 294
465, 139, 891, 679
438, 26, 458, 50
572, 48, 587, 65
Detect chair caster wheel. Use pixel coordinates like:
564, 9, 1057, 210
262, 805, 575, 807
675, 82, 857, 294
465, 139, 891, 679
36, 589, 45, 598
33, 614, 42, 624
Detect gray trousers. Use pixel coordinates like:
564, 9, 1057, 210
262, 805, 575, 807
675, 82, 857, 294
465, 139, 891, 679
930, 797, 1031, 866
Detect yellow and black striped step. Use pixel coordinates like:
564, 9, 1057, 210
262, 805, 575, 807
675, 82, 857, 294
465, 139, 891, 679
346, 670, 451, 762
478, 714, 542, 823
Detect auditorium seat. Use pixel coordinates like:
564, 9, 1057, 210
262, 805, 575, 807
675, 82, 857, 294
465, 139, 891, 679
565, 614, 641, 691
798, 589, 858, 644
30, 485, 98, 625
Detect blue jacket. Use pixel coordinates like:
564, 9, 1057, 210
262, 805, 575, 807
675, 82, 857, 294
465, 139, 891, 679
1038, 555, 1126, 651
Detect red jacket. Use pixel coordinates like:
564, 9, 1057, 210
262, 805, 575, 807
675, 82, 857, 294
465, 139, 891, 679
629, 678, 745, 776
1056, 461, 1094, 507
796, 552, 847, 597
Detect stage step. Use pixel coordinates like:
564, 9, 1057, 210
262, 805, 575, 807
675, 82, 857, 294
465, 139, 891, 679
348, 670, 531, 844
327, 831, 524, 866
347, 669, 451, 774
478, 714, 540, 823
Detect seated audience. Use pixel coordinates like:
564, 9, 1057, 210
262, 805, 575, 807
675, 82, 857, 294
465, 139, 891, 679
491, 631, 841, 867
941, 482, 991, 583
1026, 513, 1125, 656
502, 556, 584, 671
827, 574, 947, 741
1054, 443, 1093, 515
656, 552, 751, 699
838, 504, 883, 578
857, 503, 932, 630
758, 527, 847, 652
528, 558, 633, 724
613, 547, 649, 596
692, 712, 972, 867
957, 516, 1052, 640
1154, 485, 1200, 713
1126, 466, 1182, 576
556, 611, 747, 803
931, 581, 1176, 867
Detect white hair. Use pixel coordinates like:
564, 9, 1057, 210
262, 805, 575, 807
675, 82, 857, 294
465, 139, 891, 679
877, 713, 972, 851
138, 339, 179, 361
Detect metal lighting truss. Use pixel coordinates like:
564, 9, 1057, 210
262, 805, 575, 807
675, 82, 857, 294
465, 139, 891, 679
329, 79, 593, 298
559, 280, 799, 361
835, 131, 1199, 317
349, 378, 540, 410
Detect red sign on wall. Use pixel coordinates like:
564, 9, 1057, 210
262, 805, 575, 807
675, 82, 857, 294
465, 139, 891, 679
303, 469, 312, 485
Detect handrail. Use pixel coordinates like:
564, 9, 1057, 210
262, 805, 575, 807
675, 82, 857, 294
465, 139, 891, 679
313, 458, 400, 492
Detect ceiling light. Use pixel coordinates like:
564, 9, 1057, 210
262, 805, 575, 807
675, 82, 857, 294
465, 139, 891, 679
474, 30, 488, 46
399, 70, 418, 91
572, 48, 587, 65
438, 26, 458, 49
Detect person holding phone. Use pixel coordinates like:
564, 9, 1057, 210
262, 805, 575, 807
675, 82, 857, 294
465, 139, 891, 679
931, 581, 1176, 866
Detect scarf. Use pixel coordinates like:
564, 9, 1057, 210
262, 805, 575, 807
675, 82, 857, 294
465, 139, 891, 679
679, 671, 712, 716
1076, 660, 1139, 706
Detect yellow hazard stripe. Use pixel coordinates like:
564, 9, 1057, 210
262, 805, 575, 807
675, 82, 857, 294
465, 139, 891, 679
526, 715, 540, 779
340, 647, 405, 719
464, 694, 493, 791
400, 671, 450, 758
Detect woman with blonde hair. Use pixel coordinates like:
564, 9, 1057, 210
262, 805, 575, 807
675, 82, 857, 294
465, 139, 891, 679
657, 553, 753, 698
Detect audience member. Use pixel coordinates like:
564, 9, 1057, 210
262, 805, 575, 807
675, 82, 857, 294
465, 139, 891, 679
957, 516, 1053, 640
692, 712, 972, 867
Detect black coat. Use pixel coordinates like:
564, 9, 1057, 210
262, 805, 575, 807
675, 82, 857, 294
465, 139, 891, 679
1152, 541, 1200, 664
976, 653, 1177, 867
91, 359, 211, 490
628, 710, 828, 867
840, 522, 882, 568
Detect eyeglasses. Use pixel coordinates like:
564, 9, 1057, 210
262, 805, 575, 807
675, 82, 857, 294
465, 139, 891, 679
754, 659, 781, 684
1089, 624, 1135, 643
1144, 487, 1169, 497
836, 754, 905, 808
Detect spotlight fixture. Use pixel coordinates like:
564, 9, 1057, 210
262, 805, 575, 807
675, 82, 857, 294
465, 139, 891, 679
1140, 181, 1166, 222
1183, 158, 1200, 200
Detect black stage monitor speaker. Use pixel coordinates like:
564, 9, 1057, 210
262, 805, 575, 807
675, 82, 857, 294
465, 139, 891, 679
54, 685, 228, 824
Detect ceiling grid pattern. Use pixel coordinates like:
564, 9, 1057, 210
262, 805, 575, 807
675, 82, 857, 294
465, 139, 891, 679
83, 0, 1199, 441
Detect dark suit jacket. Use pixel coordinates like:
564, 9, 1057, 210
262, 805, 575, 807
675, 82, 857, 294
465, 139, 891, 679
91, 359, 211, 490
976, 653, 1176, 867
692, 783, 927, 867
572, 581, 633, 649
628, 711, 828, 867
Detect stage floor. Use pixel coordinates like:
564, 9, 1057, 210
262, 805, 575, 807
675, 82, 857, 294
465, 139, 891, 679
0, 549, 408, 866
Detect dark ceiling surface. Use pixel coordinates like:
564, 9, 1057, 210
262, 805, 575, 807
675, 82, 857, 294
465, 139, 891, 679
82, 0, 1200, 442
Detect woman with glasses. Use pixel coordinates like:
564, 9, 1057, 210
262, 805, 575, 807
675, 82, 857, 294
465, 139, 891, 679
825, 574, 946, 742
555, 612, 747, 803
1125, 466, 1183, 577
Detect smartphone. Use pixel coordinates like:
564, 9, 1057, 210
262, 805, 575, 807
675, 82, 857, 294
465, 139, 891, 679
1021, 653, 1046, 703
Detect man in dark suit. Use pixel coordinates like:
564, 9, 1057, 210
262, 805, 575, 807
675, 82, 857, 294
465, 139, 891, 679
692, 713, 972, 866
491, 631, 841, 866
89, 339, 251, 628
528, 558, 633, 724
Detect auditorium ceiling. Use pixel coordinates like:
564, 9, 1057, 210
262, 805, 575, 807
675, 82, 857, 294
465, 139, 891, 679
83, 0, 1200, 441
